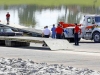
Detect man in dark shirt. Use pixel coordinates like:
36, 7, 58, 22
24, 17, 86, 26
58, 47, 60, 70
74, 23, 81, 45
6, 12, 10, 24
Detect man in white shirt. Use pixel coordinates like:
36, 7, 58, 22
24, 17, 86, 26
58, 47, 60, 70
42, 26, 50, 38
42, 26, 51, 46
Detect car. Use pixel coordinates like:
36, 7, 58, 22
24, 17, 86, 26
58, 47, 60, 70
0, 27, 30, 47
0, 27, 23, 36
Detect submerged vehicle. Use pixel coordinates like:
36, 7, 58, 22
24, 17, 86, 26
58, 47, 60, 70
0, 27, 23, 36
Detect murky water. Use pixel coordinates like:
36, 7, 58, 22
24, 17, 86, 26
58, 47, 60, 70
0, 5, 100, 30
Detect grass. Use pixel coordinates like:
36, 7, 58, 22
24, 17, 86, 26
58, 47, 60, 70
0, 0, 100, 6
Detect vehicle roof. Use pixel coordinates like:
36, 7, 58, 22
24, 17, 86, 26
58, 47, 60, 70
84, 14, 100, 17
0, 27, 11, 28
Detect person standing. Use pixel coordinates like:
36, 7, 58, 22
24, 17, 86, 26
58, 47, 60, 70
74, 23, 81, 46
55, 24, 63, 39
42, 26, 51, 46
6, 12, 10, 24
51, 24, 56, 38
42, 26, 50, 38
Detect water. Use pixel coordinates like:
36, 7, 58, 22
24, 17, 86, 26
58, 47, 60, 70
0, 5, 100, 30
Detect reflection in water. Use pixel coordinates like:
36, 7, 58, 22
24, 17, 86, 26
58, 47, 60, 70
35, 7, 65, 30
0, 5, 100, 30
18, 5, 37, 27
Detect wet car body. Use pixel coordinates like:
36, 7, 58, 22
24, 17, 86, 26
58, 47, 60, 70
0, 27, 23, 36
0, 27, 30, 47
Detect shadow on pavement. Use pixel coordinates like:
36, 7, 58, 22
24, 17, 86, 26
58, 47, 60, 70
14, 46, 51, 51
79, 41, 93, 43
79, 41, 100, 43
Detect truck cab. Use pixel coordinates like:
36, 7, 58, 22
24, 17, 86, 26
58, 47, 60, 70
82, 15, 100, 42
83, 15, 100, 26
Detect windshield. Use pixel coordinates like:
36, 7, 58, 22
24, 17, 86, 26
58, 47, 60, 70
95, 17, 100, 23
4, 28, 13, 32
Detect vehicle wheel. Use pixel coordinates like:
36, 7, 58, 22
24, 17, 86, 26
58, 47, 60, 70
78, 38, 81, 42
93, 32, 100, 43
68, 38, 75, 42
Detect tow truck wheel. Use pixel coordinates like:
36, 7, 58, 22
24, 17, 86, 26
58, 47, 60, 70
68, 38, 75, 42
93, 32, 100, 43
78, 38, 81, 42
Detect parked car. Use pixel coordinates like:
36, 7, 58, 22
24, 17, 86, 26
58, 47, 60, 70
0, 27, 23, 36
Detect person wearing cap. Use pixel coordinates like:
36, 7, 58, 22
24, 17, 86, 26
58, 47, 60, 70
74, 23, 81, 46
55, 24, 63, 39
51, 24, 56, 38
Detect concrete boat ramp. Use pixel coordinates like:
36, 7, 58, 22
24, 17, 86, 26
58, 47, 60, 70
0, 21, 42, 37
0, 21, 73, 50
0, 36, 73, 50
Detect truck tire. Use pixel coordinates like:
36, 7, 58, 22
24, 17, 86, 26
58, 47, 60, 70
93, 32, 100, 43
67, 38, 74, 42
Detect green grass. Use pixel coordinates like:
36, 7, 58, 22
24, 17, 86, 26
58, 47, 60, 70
0, 0, 99, 6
